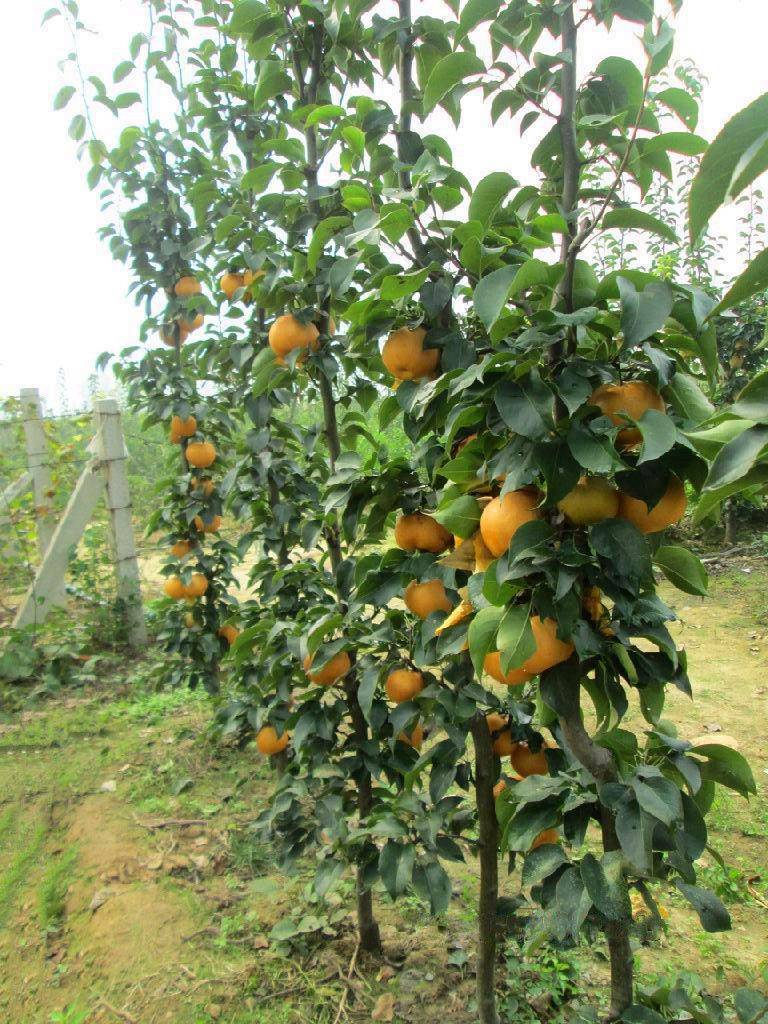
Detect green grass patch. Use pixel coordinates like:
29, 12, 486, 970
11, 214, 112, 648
0, 815, 48, 927
38, 845, 79, 933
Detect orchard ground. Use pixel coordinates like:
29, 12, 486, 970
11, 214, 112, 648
0, 564, 766, 1023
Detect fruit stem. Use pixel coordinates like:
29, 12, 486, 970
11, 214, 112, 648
469, 713, 500, 1024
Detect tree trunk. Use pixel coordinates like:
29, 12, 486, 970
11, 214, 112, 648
469, 715, 500, 1024
724, 500, 737, 547
558, 705, 634, 1018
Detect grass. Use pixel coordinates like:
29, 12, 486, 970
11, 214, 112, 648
38, 846, 79, 933
0, 816, 49, 927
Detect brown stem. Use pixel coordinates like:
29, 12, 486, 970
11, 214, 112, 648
293, 20, 380, 953
557, 695, 633, 1018
554, 3, 580, 318
469, 715, 500, 1024
345, 673, 382, 954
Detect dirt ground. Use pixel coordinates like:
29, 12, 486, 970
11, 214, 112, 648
0, 565, 766, 1023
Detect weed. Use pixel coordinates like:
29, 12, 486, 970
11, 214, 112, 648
500, 941, 581, 1021
49, 1003, 90, 1024
38, 846, 79, 933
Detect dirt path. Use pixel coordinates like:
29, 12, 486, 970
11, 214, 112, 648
0, 567, 765, 1023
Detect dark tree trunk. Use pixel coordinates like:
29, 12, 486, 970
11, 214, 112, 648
470, 715, 500, 1024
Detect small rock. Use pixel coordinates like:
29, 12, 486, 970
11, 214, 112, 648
89, 889, 112, 913
100, 780, 117, 792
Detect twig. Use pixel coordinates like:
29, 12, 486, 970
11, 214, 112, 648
98, 1000, 137, 1024
332, 939, 361, 1024
700, 545, 756, 564
134, 817, 207, 830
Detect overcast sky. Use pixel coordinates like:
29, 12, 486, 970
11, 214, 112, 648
1, 0, 767, 413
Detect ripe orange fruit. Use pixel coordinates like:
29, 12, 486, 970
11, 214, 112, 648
386, 669, 424, 703
268, 315, 320, 364
492, 730, 516, 757
530, 828, 560, 851
381, 327, 440, 381
493, 779, 507, 799
484, 652, 533, 687
617, 475, 687, 534
303, 651, 351, 686
185, 441, 216, 469
186, 573, 209, 598
242, 269, 264, 290
159, 322, 190, 346
394, 512, 452, 554
486, 712, 507, 734
220, 271, 243, 299
256, 725, 290, 755
184, 612, 197, 629
218, 625, 239, 646
171, 540, 192, 558
590, 381, 665, 449
179, 313, 204, 333
398, 722, 424, 750
174, 275, 202, 297
558, 476, 619, 526
523, 616, 574, 675
191, 477, 215, 497
193, 514, 222, 533
170, 415, 196, 443
511, 741, 552, 778
480, 490, 541, 558
163, 576, 187, 600
404, 579, 453, 619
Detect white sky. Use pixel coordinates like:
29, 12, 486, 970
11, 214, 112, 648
1, 0, 767, 412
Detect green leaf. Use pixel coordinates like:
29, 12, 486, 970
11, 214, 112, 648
580, 852, 629, 921
705, 425, 768, 490
305, 103, 345, 126
690, 743, 757, 797
689, 92, 768, 242
636, 409, 677, 464
715, 248, 768, 315
412, 859, 452, 915
655, 86, 699, 130
114, 92, 141, 109
468, 605, 504, 677
433, 495, 481, 537
731, 368, 768, 422
618, 277, 673, 347
615, 801, 652, 873
54, 86, 77, 111
253, 60, 291, 110
495, 373, 554, 439
664, 373, 714, 426
520, 844, 568, 888
378, 841, 415, 900
653, 546, 708, 597
458, 0, 499, 37
423, 51, 485, 115
307, 216, 350, 271
602, 208, 677, 244
693, 464, 768, 524
497, 604, 536, 673
241, 163, 277, 193
215, 214, 244, 242
675, 882, 731, 932
641, 132, 707, 157
113, 61, 134, 83
468, 172, 516, 226
229, 0, 268, 34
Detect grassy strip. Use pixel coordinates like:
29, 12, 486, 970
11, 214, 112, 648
0, 816, 48, 927
38, 845, 79, 933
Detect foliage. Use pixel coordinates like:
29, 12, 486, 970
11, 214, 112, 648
50, 0, 763, 1020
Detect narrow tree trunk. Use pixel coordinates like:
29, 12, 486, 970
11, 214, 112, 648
558, 704, 634, 1018
470, 715, 500, 1024
723, 500, 737, 546
345, 674, 382, 953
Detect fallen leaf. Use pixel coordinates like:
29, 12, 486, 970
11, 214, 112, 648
89, 889, 113, 913
372, 993, 395, 1021
376, 966, 396, 983
703, 723, 722, 733
146, 854, 164, 871
252, 934, 269, 950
